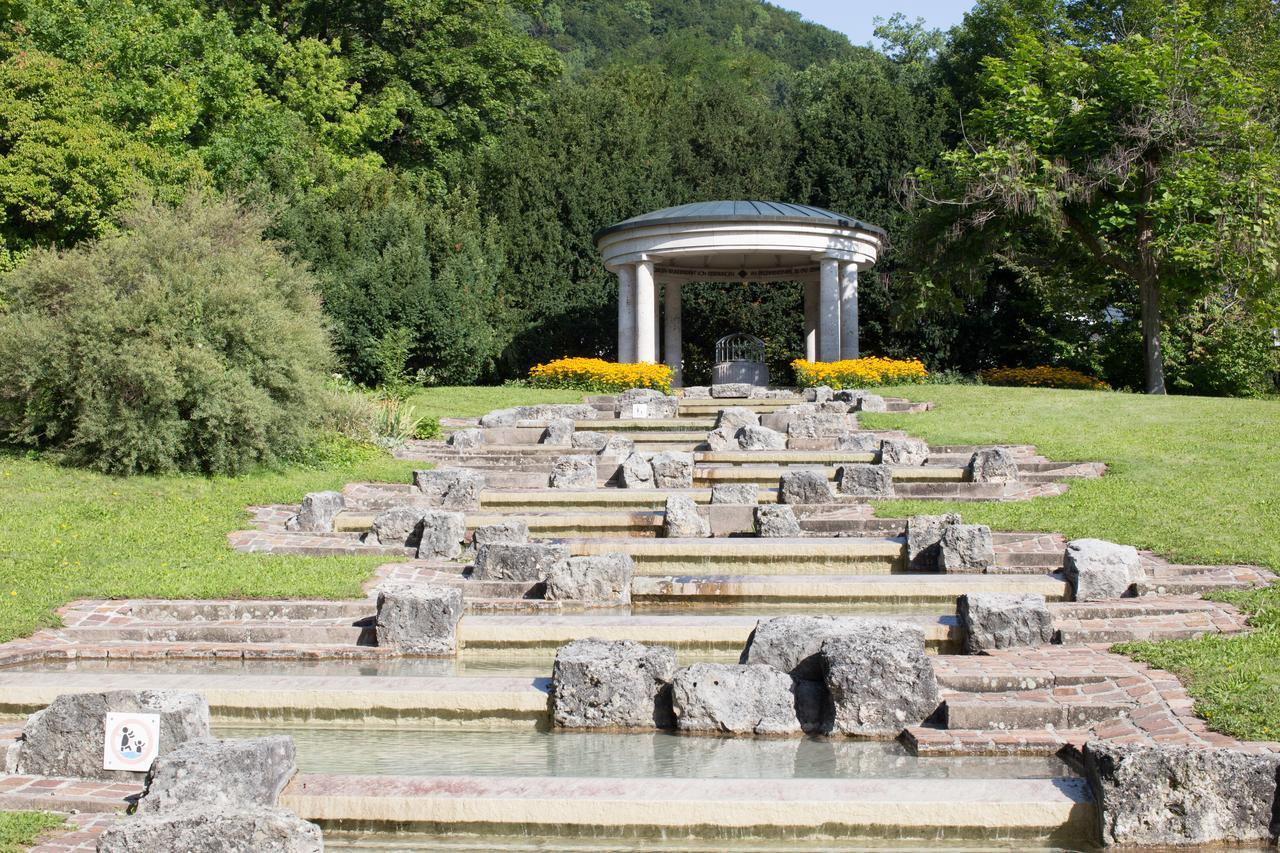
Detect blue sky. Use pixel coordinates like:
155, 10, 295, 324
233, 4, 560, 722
773, 0, 975, 45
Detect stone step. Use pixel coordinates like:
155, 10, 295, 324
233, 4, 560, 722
566, 536, 906, 575
1053, 611, 1247, 644
903, 725, 1084, 757
940, 685, 1138, 730
632, 573, 1070, 605
279, 774, 1094, 842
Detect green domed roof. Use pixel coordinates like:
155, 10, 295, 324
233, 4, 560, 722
595, 200, 886, 241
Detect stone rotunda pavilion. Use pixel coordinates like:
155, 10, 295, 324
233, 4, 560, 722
595, 200, 886, 385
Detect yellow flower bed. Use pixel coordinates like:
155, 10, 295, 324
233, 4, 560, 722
529, 357, 673, 393
979, 366, 1111, 391
792, 357, 928, 389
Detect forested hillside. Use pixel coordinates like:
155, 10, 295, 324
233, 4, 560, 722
1, 0, 1277, 395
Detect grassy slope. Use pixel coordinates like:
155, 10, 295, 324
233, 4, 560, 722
0, 811, 66, 852
405, 386, 584, 421
864, 385, 1280, 740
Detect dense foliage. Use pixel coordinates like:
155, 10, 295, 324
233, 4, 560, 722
0, 0, 1276, 397
0, 195, 333, 475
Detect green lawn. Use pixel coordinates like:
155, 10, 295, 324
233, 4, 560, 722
405, 385, 584, 421
864, 385, 1280, 740
0, 811, 66, 853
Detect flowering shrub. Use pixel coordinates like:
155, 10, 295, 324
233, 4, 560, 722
529, 357, 673, 393
979, 366, 1112, 391
792, 357, 928, 389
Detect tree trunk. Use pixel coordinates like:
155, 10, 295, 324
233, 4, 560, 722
1136, 155, 1166, 395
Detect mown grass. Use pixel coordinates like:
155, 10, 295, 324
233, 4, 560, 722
0, 811, 66, 852
864, 384, 1280, 740
405, 385, 584, 421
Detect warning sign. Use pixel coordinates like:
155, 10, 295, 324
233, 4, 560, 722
103, 712, 160, 772
631, 403, 649, 419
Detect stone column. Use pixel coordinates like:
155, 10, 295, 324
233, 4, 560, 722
839, 262, 859, 360
635, 260, 657, 364
616, 264, 636, 363
819, 257, 841, 362
663, 281, 683, 386
803, 279, 818, 362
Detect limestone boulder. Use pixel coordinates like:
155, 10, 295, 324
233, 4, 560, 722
619, 452, 654, 488
618, 389, 677, 419
473, 542, 570, 582
664, 496, 709, 538
711, 483, 758, 505
705, 426, 739, 451
817, 401, 853, 414
650, 451, 694, 489
835, 432, 881, 452
479, 408, 518, 428
570, 431, 609, 452
515, 403, 598, 422
740, 615, 871, 680
286, 491, 344, 533
738, 425, 786, 450
416, 510, 466, 560
905, 514, 962, 570
470, 519, 528, 551
97, 807, 323, 853
375, 584, 463, 654
967, 447, 1019, 483
671, 663, 802, 735
820, 623, 940, 736
545, 554, 634, 605
711, 383, 754, 398
804, 386, 834, 403
755, 504, 801, 538
447, 427, 484, 449
957, 593, 1054, 653
551, 639, 677, 729
715, 407, 760, 432
137, 735, 296, 813
683, 386, 711, 398
787, 412, 851, 440
835, 463, 893, 497
938, 523, 994, 573
550, 455, 597, 489
1083, 741, 1280, 847
778, 470, 834, 505
366, 506, 423, 547
13, 690, 209, 781
1065, 539, 1141, 601
541, 417, 575, 446
855, 394, 887, 413
879, 437, 928, 466
601, 435, 636, 457
414, 468, 484, 510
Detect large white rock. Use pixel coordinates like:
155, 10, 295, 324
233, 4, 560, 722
778, 470, 834, 504
552, 639, 677, 729
375, 584, 463, 654
473, 542, 569, 582
413, 468, 484, 510
672, 663, 802, 735
650, 451, 694, 489
820, 622, 940, 736
416, 510, 465, 560
545, 554, 634, 605
136, 735, 296, 813
879, 437, 928, 466
549, 455, 597, 489
957, 592, 1054, 653
664, 495, 709, 537
286, 491, 344, 533
1065, 538, 1142, 601
96, 807, 323, 853
715, 407, 760, 431
619, 452, 654, 488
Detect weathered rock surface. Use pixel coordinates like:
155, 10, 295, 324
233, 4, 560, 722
854, 394, 887, 413
905, 514, 962, 570
740, 615, 869, 680
817, 401, 853, 414
479, 408, 518, 428
804, 386, 834, 403
137, 735, 296, 813
650, 451, 694, 489
549, 455, 597, 489
1065, 538, 1141, 601
375, 584, 463, 654
601, 435, 636, 457
715, 407, 760, 432
96, 807, 323, 853
1082, 741, 1280, 847
835, 432, 881, 452
967, 447, 1019, 483
835, 463, 894, 497
470, 519, 528, 550
619, 452, 654, 488
778, 470, 834, 504
516, 403, 598, 422
447, 427, 484, 449
414, 468, 484, 510
820, 623, 939, 736
672, 663, 802, 735
787, 412, 851, 440
541, 417, 575, 445
570, 430, 609, 452
958, 593, 1054, 653
705, 426, 739, 451
617, 389, 677, 418
879, 437, 929, 466
13, 690, 209, 781
711, 483, 758, 504
552, 639, 677, 729
416, 510, 466, 559
545, 554, 634, 605
755, 504, 801, 537
366, 506, 423, 547
738, 425, 787, 450
473, 542, 569, 582
286, 491, 344, 533
711, 383, 754, 398
664, 496, 709, 538
938, 523, 994, 573
682, 386, 710, 398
